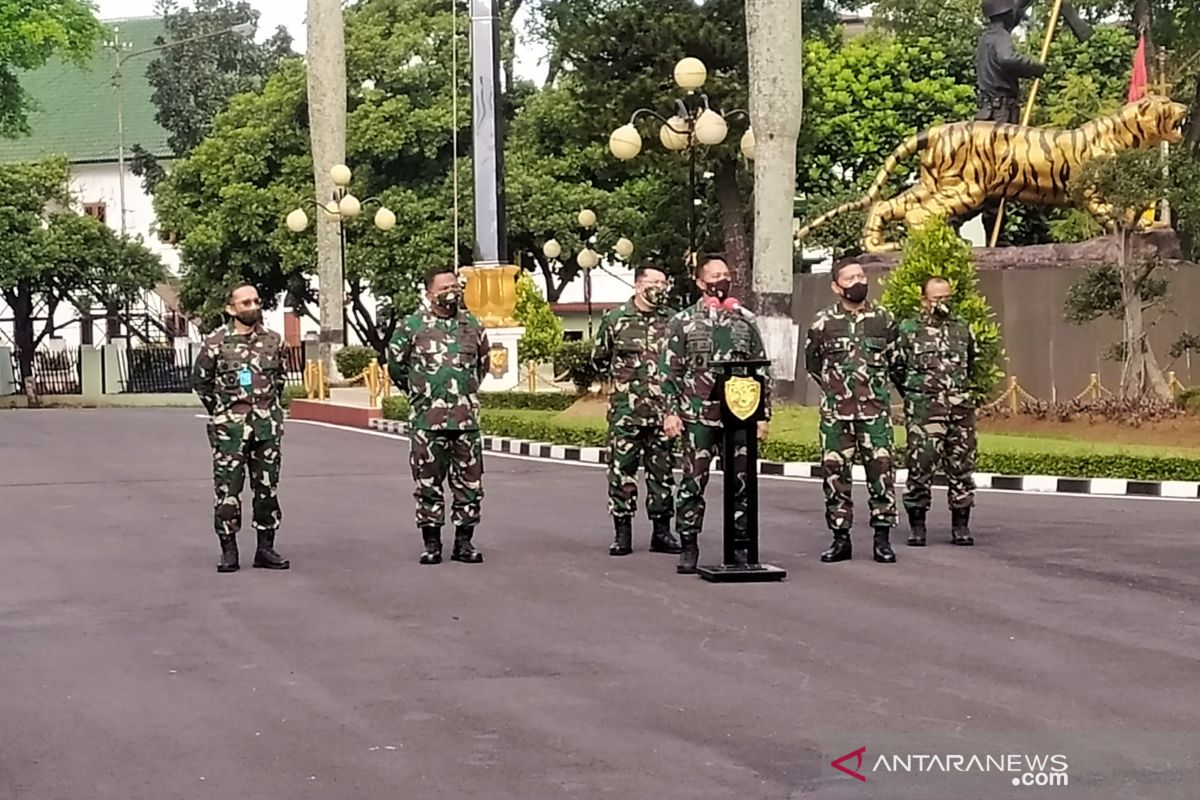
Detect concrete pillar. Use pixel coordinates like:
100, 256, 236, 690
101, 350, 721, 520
102, 344, 124, 394
0, 346, 15, 395
746, 0, 803, 382
80, 346, 103, 399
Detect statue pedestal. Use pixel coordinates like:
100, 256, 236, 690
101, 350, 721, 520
481, 326, 524, 392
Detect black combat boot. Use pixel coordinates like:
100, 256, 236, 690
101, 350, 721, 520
420, 526, 443, 564
676, 533, 699, 574
217, 535, 239, 573
820, 531, 852, 563
451, 525, 484, 563
253, 529, 290, 569
610, 518, 633, 556
648, 516, 682, 554
951, 507, 974, 546
906, 508, 927, 547
873, 527, 896, 563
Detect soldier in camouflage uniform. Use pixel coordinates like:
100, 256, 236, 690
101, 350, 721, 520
804, 261, 904, 564
191, 284, 290, 573
591, 265, 681, 557
894, 277, 977, 546
388, 266, 490, 565
661, 255, 772, 574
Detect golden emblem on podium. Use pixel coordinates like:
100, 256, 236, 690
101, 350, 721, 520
488, 345, 508, 378
724, 376, 761, 421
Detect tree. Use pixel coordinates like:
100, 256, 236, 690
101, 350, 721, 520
512, 271, 562, 365
879, 216, 1004, 403
0, 0, 101, 138
1066, 149, 1173, 400
0, 158, 165, 405
141, 0, 293, 160
154, 0, 472, 347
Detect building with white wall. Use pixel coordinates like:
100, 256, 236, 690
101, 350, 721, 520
0, 16, 193, 350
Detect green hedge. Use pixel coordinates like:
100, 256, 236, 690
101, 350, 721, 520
382, 392, 575, 421
474, 413, 1200, 481
281, 384, 309, 408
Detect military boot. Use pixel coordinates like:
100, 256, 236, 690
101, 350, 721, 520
252, 529, 290, 570
420, 526, 443, 564
451, 525, 484, 563
906, 508, 927, 547
820, 531, 852, 563
609, 518, 633, 556
217, 535, 239, 573
648, 516, 682, 554
951, 507, 974, 546
676, 533, 699, 574
873, 527, 896, 563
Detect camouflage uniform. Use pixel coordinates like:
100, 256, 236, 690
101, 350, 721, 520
804, 301, 903, 561
191, 321, 289, 572
591, 299, 679, 555
661, 300, 773, 572
388, 307, 490, 563
895, 309, 977, 545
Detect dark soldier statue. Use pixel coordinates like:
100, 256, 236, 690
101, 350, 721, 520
894, 277, 978, 546
591, 264, 682, 557
804, 262, 904, 564
661, 255, 773, 575
388, 266, 490, 565
975, 0, 1045, 241
191, 284, 290, 573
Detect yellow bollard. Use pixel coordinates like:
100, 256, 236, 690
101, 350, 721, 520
1008, 375, 1019, 415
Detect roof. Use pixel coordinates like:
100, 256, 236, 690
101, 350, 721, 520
0, 16, 173, 165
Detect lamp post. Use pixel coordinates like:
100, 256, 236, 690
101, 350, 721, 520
286, 164, 397, 345
109, 21, 254, 237
608, 56, 752, 274
540, 209, 634, 339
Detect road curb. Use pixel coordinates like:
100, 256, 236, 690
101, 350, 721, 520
365, 419, 1200, 501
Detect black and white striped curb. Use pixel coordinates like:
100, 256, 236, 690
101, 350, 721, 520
366, 419, 1200, 500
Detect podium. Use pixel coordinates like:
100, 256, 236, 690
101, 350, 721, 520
697, 358, 787, 583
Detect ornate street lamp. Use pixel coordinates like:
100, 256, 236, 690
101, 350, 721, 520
608, 56, 750, 272
540, 208, 634, 339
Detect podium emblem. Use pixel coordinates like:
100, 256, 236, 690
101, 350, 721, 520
724, 376, 761, 421
488, 345, 508, 378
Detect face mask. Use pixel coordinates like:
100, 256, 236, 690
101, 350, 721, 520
705, 279, 731, 300
435, 289, 461, 312
642, 286, 665, 307
234, 309, 262, 327
931, 301, 951, 318
842, 282, 869, 304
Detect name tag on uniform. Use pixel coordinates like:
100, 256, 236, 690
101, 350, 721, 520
238, 368, 253, 388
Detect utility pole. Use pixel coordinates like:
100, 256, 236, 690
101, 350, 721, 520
306, 0, 348, 376
746, 0, 803, 384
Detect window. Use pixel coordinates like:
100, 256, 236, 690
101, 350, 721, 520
83, 202, 106, 224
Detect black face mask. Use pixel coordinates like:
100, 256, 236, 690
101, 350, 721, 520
234, 309, 262, 327
842, 282, 869, 304
435, 289, 461, 313
705, 279, 731, 300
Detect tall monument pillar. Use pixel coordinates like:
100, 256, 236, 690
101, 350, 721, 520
746, 0, 802, 384
463, 0, 523, 389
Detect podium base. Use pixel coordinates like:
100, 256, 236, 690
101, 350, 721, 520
697, 563, 788, 583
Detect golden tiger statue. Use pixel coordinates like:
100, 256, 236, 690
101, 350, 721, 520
795, 94, 1189, 253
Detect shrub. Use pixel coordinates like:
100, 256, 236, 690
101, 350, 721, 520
335, 345, 379, 379
281, 384, 308, 408
513, 271, 563, 365
879, 216, 1004, 404
382, 395, 409, 420
1177, 386, 1200, 416
555, 338, 600, 394
483, 392, 575, 410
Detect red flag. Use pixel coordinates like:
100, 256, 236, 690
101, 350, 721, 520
1128, 34, 1148, 102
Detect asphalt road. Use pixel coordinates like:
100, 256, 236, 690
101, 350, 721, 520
1, 408, 1197, 800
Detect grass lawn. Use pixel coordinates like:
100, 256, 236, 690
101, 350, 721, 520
523, 401, 1200, 461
